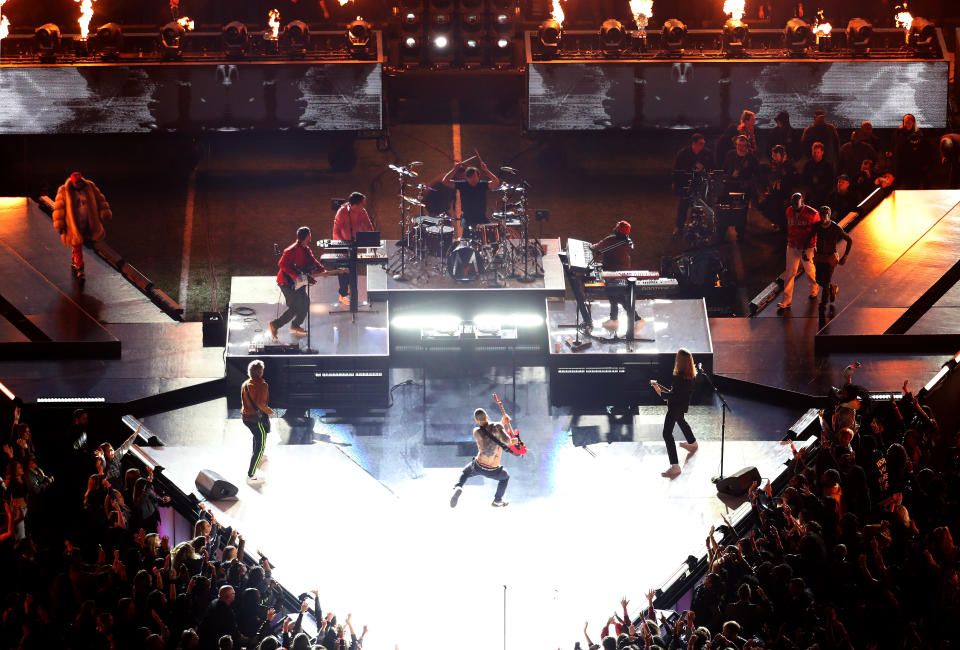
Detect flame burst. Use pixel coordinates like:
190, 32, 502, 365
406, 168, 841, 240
550, 0, 564, 26
723, 0, 744, 21
338, 0, 351, 5
177, 16, 194, 31
0, 0, 8, 43
268, 9, 280, 39
629, 0, 653, 31
75, 0, 95, 40
813, 10, 831, 36
895, 10, 913, 30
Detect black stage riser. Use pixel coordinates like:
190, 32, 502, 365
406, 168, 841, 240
814, 334, 960, 355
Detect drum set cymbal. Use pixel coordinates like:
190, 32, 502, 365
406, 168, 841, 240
402, 195, 426, 207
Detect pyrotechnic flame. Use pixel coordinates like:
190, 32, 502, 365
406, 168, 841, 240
338, 0, 351, 5
550, 0, 564, 26
813, 10, 831, 36
75, 0, 95, 40
629, 0, 653, 31
895, 10, 913, 30
177, 16, 194, 31
0, 15, 9, 41
723, 0, 744, 21
268, 9, 280, 39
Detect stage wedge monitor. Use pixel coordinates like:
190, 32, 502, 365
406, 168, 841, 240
195, 469, 239, 500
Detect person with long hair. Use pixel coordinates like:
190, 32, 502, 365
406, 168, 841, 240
653, 349, 699, 479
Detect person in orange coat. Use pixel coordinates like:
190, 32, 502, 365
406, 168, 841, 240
52, 172, 112, 281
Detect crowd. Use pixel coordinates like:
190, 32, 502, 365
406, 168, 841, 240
673, 109, 936, 241
580, 368, 958, 649
0, 406, 366, 650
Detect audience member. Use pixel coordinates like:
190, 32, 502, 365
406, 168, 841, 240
839, 129, 879, 179
766, 110, 802, 161
801, 110, 840, 168
801, 142, 834, 209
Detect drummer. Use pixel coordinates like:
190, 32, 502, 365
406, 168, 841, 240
424, 171, 455, 218
441, 153, 500, 236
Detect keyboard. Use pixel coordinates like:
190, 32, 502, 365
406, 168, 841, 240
320, 250, 388, 267
565, 237, 594, 272
598, 270, 660, 280
584, 277, 680, 298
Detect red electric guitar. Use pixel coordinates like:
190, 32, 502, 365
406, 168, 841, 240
493, 393, 527, 457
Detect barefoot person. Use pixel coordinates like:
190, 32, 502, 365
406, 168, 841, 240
450, 408, 519, 508
653, 349, 699, 479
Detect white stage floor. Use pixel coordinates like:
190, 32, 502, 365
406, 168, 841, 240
147, 428, 793, 650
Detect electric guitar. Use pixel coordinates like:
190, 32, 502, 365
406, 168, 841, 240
649, 380, 671, 399
493, 393, 527, 456
292, 267, 347, 291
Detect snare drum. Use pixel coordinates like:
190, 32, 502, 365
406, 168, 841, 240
424, 225, 454, 256
473, 223, 501, 245
447, 239, 486, 281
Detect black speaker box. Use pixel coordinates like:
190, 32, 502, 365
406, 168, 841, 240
195, 469, 238, 500
202, 311, 227, 347
716, 466, 761, 496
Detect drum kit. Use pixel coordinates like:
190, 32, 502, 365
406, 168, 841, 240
386, 162, 544, 284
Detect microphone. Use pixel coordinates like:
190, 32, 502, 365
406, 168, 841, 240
697, 363, 705, 373
409, 161, 423, 166
500, 166, 517, 173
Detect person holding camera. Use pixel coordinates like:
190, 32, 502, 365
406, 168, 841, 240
241, 360, 273, 485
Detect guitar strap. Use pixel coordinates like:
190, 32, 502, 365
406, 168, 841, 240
477, 423, 512, 453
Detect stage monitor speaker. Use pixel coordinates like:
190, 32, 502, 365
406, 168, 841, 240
202, 311, 227, 347
716, 466, 761, 496
195, 469, 238, 500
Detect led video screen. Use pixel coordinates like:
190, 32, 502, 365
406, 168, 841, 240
0, 62, 383, 133
528, 59, 948, 130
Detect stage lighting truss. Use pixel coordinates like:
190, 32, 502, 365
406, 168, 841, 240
159, 21, 186, 60
34, 23, 61, 62
222, 21, 249, 58
96, 22, 123, 61
660, 18, 686, 57
347, 19, 372, 58
722, 18, 749, 57
281, 20, 310, 56
599, 18, 627, 57
908, 17, 938, 57
846, 17, 871, 56
537, 18, 562, 59
783, 17, 811, 57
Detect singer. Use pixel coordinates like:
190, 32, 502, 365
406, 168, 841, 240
651, 349, 700, 479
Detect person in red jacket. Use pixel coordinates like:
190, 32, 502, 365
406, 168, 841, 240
267, 227, 341, 340
331, 192, 374, 306
778, 193, 820, 309
52, 172, 112, 282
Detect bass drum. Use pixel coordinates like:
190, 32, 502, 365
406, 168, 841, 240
447, 240, 486, 281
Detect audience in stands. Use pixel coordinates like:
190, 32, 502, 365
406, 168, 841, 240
0, 408, 367, 650
580, 374, 954, 650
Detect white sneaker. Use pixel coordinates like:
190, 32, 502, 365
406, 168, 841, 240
338, 295, 350, 306
246, 474, 265, 485
679, 441, 699, 454
661, 464, 682, 479
602, 319, 619, 330
633, 319, 646, 335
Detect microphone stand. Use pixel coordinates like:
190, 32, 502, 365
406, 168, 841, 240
698, 363, 732, 484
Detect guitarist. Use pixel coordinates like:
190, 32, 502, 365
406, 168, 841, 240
268, 226, 342, 340
450, 408, 519, 508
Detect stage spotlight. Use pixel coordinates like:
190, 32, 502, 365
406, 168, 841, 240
461, 35, 483, 67
845, 18, 871, 56
96, 22, 122, 61
783, 17, 811, 57
281, 20, 309, 56
462, 12, 482, 33
908, 17, 937, 57
660, 18, 686, 56
222, 21, 248, 58
432, 34, 448, 49
493, 11, 514, 35
722, 18, 749, 57
346, 19, 372, 57
34, 23, 61, 62
537, 18, 562, 59
599, 18, 627, 57
401, 11, 422, 33
159, 21, 186, 60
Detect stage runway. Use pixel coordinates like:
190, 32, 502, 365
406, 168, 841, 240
144, 401, 795, 650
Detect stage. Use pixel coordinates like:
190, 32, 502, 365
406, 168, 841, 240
140, 391, 801, 650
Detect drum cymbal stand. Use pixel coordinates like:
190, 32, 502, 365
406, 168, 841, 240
514, 183, 538, 283
388, 163, 418, 281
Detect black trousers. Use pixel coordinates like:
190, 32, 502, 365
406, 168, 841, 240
457, 459, 509, 501
663, 409, 696, 465
608, 291, 642, 321
243, 418, 268, 477
338, 272, 350, 297
272, 284, 308, 329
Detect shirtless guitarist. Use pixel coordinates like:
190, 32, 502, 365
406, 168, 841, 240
450, 395, 526, 508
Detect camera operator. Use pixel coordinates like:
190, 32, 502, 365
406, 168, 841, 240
673, 133, 714, 236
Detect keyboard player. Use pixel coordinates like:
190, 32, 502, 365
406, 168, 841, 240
591, 220, 645, 335
332, 192, 375, 305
